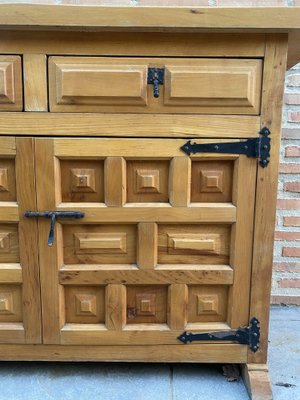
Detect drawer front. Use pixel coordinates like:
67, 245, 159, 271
34, 137, 256, 346
0, 56, 22, 111
49, 57, 262, 115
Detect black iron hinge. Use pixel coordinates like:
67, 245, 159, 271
147, 67, 165, 98
180, 127, 271, 168
177, 317, 260, 352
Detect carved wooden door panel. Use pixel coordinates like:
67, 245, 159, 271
35, 137, 256, 347
0, 138, 41, 344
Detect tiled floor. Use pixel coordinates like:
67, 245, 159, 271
0, 306, 299, 400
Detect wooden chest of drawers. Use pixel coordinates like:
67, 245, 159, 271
0, 4, 299, 399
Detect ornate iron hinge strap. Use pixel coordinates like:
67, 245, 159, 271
180, 127, 271, 168
147, 67, 165, 98
177, 317, 260, 352
24, 211, 84, 246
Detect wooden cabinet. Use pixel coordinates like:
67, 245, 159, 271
0, 4, 300, 399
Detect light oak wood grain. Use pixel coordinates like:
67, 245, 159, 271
0, 113, 261, 138
0, 343, 247, 363
23, 54, 47, 111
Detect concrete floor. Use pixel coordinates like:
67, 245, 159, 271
0, 306, 299, 400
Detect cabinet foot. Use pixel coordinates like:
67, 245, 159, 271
242, 364, 273, 400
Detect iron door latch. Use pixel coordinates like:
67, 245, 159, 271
147, 67, 165, 98
177, 317, 260, 352
24, 211, 84, 246
180, 127, 271, 168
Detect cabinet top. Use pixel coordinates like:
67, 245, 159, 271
0, 4, 300, 31
0, 4, 300, 67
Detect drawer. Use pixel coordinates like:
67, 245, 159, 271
0, 56, 22, 111
49, 56, 262, 115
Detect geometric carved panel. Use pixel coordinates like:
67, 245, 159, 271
135, 293, 156, 316
71, 168, 96, 193
167, 233, 222, 255
200, 170, 223, 193
188, 286, 228, 323
0, 168, 9, 192
74, 232, 127, 255
127, 160, 169, 202
0, 225, 19, 263
197, 294, 219, 315
0, 232, 10, 252
127, 286, 167, 324
60, 160, 104, 202
0, 159, 16, 201
0, 285, 22, 322
75, 293, 97, 317
65, 286, 105, 324
63, 224, 136, 264
0, 56, 22, 111
191, 161, 233, 202
158, 224, 230, 265
136, 169, 160, 194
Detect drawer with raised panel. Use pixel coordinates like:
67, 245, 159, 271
48, 56, 262, 115
0, 56, 22, 111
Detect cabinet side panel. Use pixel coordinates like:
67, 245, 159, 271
248, 34, 288, 364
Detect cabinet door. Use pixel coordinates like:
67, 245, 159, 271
0, 138, 41, 344
36, 138, 256, 357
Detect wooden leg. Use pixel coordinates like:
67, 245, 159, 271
242, 364, 273, 400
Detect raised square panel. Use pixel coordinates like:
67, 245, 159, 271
0, 56, 22, 111
136, 293, 156, 316
0, 159, 16, 202
191, 161, 233, 202
63, 224, 136, 264
0, 168, 8, 192
0, 285, 22, 322
158, 225, 230, 265
60, 160, 104, 202
188, 286, 228, 323
0, 225, 19, 263
75, 294, 97, 316
127, 286, 167, 324
136, 169, 160, 194
65, 286, 105, 324
71, 168, 96, 193
200, 170, 223, 193
197, 294, 219, 315
127, 161, 169, 203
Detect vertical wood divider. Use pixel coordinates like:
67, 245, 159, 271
105, 156, 126, 206
169, 157, 191, 207
168, 284, 188, 330
105, 284, 126, 330
137, 222, 158, 269
23, 54, 48, 111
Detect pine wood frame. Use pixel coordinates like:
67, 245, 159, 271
0, 6, 298, 398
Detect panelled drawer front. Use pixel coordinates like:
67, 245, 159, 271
49, 56, 262, 115
0, 56, 22, 111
